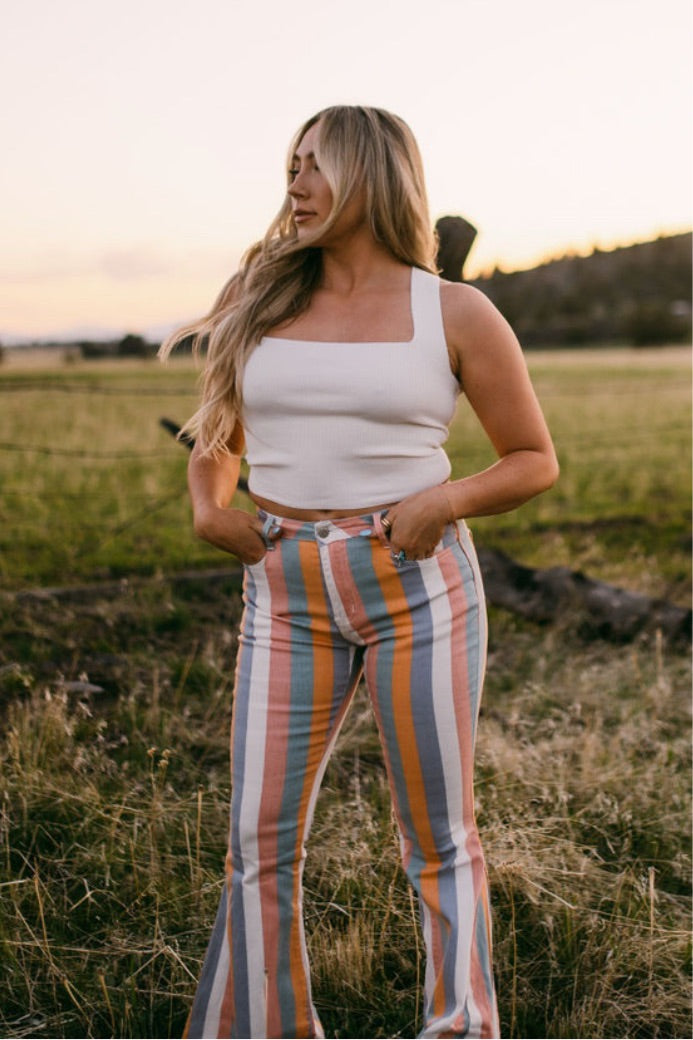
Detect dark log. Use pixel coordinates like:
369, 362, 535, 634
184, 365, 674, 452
16, 551, 690, 646
477, 547, 691, 645
435, 215, 478, 282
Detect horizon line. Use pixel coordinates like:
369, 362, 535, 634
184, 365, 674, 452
3, 227, 691, 347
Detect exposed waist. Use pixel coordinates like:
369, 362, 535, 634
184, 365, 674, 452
249, 491, 399, 522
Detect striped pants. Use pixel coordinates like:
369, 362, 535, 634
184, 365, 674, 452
187, 511, 499, 1039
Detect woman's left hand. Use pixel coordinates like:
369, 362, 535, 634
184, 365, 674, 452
383, 485, 453, 561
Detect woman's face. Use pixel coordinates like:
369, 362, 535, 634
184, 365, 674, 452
288, 121, 367, 245
287, 122, 332, 235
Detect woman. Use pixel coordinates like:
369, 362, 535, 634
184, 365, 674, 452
161, 105, 558, 1040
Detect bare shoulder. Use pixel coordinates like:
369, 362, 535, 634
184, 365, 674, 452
439, 279, 530, 396
440, 279, 510, 343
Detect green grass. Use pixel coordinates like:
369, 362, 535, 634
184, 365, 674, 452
0, 346, 690, 1038
0, 347, 689, 598
448, 348, 691, 601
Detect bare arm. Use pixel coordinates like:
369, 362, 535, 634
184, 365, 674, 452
187, 423, 271, 565
385, 282, 559, 558
442, 282, 559, 516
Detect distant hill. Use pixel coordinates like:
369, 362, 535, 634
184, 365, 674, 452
469, 232, 692, 347
2, 232, 690, 359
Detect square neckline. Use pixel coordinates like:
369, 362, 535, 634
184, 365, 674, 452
261, 267, 417, 347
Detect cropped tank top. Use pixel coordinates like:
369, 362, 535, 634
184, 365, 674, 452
242, 266, 461, 509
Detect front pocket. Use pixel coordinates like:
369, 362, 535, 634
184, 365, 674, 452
387, 520, 462, 569
451, 520, 486, 606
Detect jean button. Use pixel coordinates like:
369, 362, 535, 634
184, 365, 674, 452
315, 522, 331, 538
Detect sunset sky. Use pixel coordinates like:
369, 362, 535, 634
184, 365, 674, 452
1, 0, 691, 341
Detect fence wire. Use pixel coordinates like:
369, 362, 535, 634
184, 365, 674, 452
0, 375, 688, 565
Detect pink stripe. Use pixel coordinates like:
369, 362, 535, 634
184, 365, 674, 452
470, 892, 497, 1037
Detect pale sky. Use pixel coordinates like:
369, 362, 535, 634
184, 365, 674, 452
1, 0, 691, 341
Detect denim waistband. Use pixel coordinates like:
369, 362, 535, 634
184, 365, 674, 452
256, 508, 462, 555
257, 508, 390, 545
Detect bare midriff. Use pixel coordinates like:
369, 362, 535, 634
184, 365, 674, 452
249, 492, 399, 521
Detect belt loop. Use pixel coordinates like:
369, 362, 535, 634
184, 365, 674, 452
261, 514, 283, 549
373, 511, 391, 547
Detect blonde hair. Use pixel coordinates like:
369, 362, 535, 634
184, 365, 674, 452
159, 105, 438, 456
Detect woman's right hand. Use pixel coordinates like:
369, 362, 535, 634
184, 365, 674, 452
193, 505, 277, 565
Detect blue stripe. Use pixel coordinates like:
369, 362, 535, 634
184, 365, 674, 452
187, 884, 228, 1035
475, 897, 494, 1003
343, 537, 420, 869
187, 568, 263, 1036
396, 559, 461, 1010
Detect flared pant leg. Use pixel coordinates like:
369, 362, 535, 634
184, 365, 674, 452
359, 523, 499, 1038
186, 534, 362, 1039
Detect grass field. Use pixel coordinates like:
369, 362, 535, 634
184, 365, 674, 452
0, 346, 691, 1038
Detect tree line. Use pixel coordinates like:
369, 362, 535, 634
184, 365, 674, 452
469, 232, 692, 347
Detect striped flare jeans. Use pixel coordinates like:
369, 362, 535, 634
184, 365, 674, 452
185, 510, 499, 1039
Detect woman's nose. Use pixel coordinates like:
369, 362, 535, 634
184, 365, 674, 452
288, 172, 307, 197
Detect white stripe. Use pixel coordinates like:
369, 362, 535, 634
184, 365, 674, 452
200, 929, 230, 1039
466, 988, 484, 1038
421, 898, 436, 1013
456, 521, 488, 699
236, 566, 273, 1039
420, 558, 475, 1031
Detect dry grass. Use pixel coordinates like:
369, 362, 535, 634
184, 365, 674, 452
0, 347, 690, 1038
1, 604, 688, 1039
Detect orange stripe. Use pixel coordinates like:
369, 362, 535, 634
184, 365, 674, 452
285, 538, 336, 1036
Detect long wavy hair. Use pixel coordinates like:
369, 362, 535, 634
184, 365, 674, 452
159, 105, 439, 456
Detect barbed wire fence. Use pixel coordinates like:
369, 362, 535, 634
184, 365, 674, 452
0, 378, 688, 581
0, 378, 250, 570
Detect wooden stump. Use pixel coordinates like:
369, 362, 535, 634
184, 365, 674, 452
435, 215, 478, 282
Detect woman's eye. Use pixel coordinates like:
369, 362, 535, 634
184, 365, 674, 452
288, 168, 299, 181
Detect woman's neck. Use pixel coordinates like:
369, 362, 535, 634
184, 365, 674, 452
319, 237, 406, 296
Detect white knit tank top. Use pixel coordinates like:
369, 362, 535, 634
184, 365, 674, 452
242, 266, 460, 509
